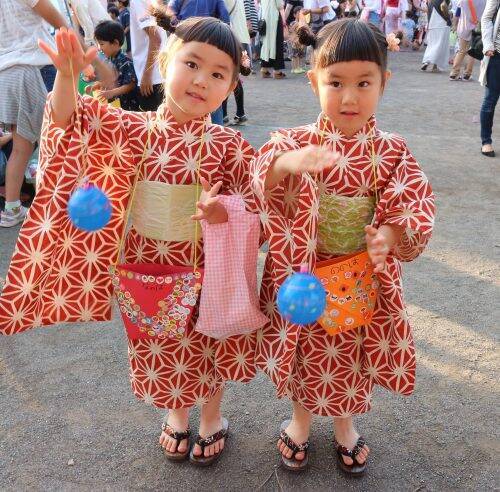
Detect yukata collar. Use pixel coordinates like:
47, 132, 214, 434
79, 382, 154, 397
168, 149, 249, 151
315, 113, 378, 143
157, 103, 207, 128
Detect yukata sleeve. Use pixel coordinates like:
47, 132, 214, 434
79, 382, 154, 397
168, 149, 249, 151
376, 142, 435, 262
250, 128, 303, 220
0, 95, 136, 335
221, 130, 258, 213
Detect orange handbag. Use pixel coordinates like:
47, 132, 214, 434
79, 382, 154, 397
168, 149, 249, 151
315, 251, 379, 335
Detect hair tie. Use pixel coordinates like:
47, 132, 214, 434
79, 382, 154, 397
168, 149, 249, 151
386, 32, 400, 52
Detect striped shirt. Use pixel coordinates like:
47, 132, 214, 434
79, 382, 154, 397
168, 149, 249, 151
244, 0, 259, 31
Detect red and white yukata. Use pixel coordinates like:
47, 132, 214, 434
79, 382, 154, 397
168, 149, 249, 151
0, 96, 258, 409
251, 115, 435, 417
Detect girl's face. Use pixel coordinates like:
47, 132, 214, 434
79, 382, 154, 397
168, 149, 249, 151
308, 60, 390, 136
164, 41, 237, 123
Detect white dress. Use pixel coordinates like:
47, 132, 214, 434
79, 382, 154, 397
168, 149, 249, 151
260, 0, 283, 61
422, 8, 450, 69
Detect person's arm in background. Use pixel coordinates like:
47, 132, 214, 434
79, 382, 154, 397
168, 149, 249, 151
140, 25, 162, 96
0, 132, 13, 148
481, 0, 497, 56
32, 0, 67, 29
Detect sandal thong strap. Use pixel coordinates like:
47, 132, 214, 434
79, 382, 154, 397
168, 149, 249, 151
161, 422, 191, 443
279, 430, 310, 456
195, 427, 228, 451
333, 436, 366, 459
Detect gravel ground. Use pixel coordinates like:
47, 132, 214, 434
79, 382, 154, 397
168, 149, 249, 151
0, 50, 499, 491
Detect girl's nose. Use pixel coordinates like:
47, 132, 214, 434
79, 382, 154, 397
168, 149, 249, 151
193, 73, 208, 88
341, 89, 357, 105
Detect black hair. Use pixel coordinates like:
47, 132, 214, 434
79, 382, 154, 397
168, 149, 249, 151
94, 20, 125, 45
118, 0, 129, 6
107, 5, 120, 17
151, 7, 251, 78
292, 5, 302, 15
298, 18, 390, 73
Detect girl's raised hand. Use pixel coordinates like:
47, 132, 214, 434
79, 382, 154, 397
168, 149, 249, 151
279, 145, 339, 176
38, 28, 98, 78
191, 178, 228, 224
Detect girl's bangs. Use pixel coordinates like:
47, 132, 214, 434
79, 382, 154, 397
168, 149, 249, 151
316, 21, 385, 69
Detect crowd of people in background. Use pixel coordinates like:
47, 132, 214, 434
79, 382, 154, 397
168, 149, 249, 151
0, 0, 498, 227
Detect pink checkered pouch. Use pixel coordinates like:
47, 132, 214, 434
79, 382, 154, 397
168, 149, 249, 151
195, 194, 268, 339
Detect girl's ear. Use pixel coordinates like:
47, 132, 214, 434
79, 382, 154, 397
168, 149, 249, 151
308, 69, 318, 95
227, 79, 238, 96
380, 69, 392, 93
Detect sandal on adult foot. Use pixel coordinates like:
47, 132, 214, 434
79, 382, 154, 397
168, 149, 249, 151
160, 422, 191, 461
333, 436, 368, 476
261, 69, 272, 78
279, 420, 310, 472
274, 71, 286, 79
189, 418, 229, 467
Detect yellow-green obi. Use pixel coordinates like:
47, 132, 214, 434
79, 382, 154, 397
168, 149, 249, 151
130, 181, 201, 242
318, 194, 376, 255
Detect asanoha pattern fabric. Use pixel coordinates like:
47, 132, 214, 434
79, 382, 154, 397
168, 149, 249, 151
251, 114, 435, 417
0, 95, 258, 410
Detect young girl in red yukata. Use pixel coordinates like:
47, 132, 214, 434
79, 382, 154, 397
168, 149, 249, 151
0, 14, 258, 466
251, 18, 435, 475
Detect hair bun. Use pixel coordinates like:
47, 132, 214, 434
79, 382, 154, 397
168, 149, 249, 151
297, 25, 317, 48
149, 4, 176, 33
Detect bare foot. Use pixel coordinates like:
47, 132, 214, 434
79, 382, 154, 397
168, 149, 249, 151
334, 417, 370, 466
192, 388, 226, 458
482, 144, 494, 153
191, 414, 226, 458
277, 402, 312, 461
158, 407, 190, 455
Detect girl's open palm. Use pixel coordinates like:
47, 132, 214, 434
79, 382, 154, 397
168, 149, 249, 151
191, 178, 226, 223
283, 145, 339, 176
38, 28, 97, 78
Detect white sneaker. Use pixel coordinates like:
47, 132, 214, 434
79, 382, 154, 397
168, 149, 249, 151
0, 206, 28, 228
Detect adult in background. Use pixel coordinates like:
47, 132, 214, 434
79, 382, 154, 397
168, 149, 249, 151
449, 0, 486, 80
479, 0, 500, 156
362, 0, 384, 27
260, 0, 287, 78
421, 0, 452, 71
69, 0, 111, 46
117, 0, 131, 57
0, 0, 67, 228
303, 0, 336, 32
130, 0, 166, 111
384, 0, 405, 33
223, 0, 251, 124
168, 0, 230, 22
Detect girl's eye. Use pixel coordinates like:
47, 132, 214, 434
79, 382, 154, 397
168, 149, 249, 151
330, 81, 341, 87
212, 72, 224, 80
359, 81, 370, 87
186, 61, 198, 69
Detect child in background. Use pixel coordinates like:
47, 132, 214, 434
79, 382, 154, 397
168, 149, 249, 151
88, 20, 139, 110
402, 11, 417, 45
107, 5, 120, 20
289, 7, 307, 73
251, 19, 435, 474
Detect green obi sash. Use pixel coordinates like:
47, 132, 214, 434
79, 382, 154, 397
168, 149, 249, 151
318, 194, 376, 255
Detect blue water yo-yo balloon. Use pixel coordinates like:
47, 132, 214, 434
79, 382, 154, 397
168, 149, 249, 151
67, 182, 112, 232
277, 264, 327, 325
